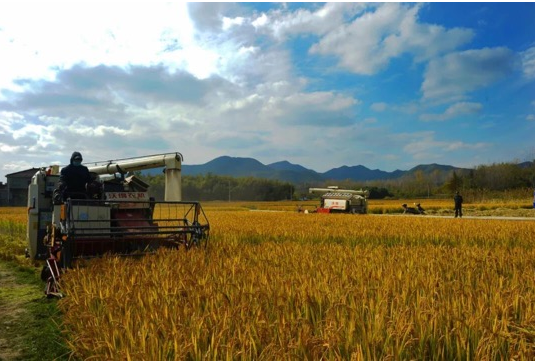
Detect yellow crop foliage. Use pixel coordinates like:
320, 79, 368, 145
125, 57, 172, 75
58, 210, 535, 360
0, 206, 27, 224
0, 207, 26, 261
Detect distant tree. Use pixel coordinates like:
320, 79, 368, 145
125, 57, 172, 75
136, 173, 295, 201
367, 186, 393, 199
471, 163, 531, 191
444, 171, 463, 193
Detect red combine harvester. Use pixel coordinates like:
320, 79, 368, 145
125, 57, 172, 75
26, 152, 209, 297
309, 186, 369, 214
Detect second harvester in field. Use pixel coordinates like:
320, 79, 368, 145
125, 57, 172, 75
309, 186, 369, 214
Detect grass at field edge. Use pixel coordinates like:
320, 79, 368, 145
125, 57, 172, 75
0, 260, 70, 361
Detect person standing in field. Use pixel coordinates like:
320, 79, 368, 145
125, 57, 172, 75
454, 191, 463, 218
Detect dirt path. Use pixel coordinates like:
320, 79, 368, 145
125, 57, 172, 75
251, 209, 535, 221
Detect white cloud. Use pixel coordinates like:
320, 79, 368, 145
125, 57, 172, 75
0, 1, 239, 93
371, 102, 388, 112
309, 3, 473, 75
527, 114, 535, 121
2, 159, 33, 174
521, 46, 535, 79
71, 124, 130, 137
262, 3, 365, 39
252, 14, 268, 29
420, 102, 483, 122
401, 131, 490, 162
445, 141, 488, 151
422, 47, 515, 100
0, 111, 24, 132
222, 16, 245, 31
259, 91, 359, 126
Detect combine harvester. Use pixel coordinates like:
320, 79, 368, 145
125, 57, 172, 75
26, 152, 209, 297
309, 186, 369, 214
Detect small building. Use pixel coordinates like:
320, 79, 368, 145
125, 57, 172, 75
5, 168, 39, 206
0, 182, 7, 206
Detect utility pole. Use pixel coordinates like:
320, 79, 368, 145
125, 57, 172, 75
228, 180, 231, 202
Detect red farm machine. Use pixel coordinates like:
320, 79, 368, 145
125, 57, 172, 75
309, 186, 369, 214
26, 152, 209, 297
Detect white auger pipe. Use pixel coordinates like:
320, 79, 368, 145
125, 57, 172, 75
87, 152, 182, 201
87, 153, 182, 175
309, 187, 369, 196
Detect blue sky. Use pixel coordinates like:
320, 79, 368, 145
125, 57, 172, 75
0, 2, 534, 181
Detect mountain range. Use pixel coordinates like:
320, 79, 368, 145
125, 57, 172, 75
175, 156, 467, 184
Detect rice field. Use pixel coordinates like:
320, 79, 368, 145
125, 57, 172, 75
0, 208, 27, 262
2, 200, 535, 360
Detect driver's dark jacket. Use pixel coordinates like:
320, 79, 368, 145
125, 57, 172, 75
59, 163, 92, 198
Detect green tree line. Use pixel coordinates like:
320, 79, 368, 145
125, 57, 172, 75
138, 173, 295, 201
137, 161, 535, 201
361, 161, 535, 200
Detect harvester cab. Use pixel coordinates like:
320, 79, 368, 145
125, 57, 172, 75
309, 186, 369, 214
27, 152, 209, 297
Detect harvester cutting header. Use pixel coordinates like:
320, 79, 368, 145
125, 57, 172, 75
27, 152, 209, 297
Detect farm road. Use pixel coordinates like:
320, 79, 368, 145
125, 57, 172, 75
250, 209, 535, 221
374, 214, 535, 221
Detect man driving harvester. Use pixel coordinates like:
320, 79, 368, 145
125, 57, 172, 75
57, 151, 92, 201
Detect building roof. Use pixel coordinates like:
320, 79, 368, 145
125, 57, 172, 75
5, 168, 39, 178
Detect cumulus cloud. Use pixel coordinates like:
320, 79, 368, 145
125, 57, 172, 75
195, 131, 266, 149
253, 3, 365, 39
422, 47, 515, 99
420, 102, 483, 121
0, 2, 255, 94
0, 57, 361, 172
259, 91, 359, 126
0, 111, 66, 163
399, 131, 490, 162
188, 3, 236, 32
309, 3, 473, 75
521, 46, 535, 79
